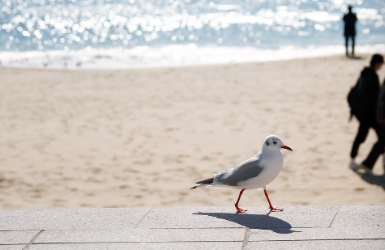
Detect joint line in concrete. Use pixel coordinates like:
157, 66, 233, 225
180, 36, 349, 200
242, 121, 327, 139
134, 207, 153, 228
22, 230, 44, 250
241, 228, 251, 250
328, 206, 341, 228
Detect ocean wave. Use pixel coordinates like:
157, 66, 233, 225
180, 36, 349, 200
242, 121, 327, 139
1, 44, 384, 69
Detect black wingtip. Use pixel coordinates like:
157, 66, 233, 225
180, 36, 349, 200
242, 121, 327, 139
196, 177, 214, 185
191, 186, 197, 189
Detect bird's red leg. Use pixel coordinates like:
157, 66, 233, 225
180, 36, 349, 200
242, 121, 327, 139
234, 188, 247, 213
264, 188, 283, 212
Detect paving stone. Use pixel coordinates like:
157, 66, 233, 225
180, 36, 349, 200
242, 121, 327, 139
35, 228, 245, 243
137, 206, 284, 228
332, 206, 385, 229
0, 230, 40, 244
28, 242, 243, 250
262, 206, 339, 228
248, 227, 385, 241
136, 206, 338, 229
0, 208, 150, 230
245, 240, 385, 250
0, 206, 383, 250
0, 246, 25, 250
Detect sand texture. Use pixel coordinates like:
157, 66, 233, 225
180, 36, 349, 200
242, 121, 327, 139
0, 54, 384, 209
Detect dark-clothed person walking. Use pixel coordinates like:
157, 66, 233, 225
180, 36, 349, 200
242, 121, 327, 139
343, 6, 357, 57
349, 54, 384, 170
359, 79, 385, 172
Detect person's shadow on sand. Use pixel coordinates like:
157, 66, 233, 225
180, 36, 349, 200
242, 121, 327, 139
354, 172, 385, 190
193, 212, 299, 234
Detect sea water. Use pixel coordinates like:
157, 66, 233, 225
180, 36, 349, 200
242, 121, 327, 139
0, 0, 384, 68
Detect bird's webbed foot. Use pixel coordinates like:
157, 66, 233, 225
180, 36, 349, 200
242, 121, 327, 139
269, 207, 283, 212
235, 205, 247, 213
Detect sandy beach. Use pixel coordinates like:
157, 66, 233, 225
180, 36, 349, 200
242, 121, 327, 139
0, 54, 384, 209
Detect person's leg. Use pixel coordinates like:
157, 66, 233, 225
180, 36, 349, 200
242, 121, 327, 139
352, 36, 355, 56
345, 36, 349, 56
362, 124, 385, 170
376, 122, 385, 167
350, 120, 370, 159
372, 120, 382, 142
362, 142, 382, 170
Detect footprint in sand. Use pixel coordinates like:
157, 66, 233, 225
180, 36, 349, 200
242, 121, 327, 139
133, 159, 152, 165
201, 156, 213, 161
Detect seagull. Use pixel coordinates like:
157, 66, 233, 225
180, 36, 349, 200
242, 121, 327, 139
191, 135, 292, 213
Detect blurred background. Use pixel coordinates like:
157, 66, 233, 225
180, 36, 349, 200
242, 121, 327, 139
0, 0, 384, 209
0, 0, 384, 68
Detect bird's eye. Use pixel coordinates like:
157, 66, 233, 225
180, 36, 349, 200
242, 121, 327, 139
273, 141, 277, 145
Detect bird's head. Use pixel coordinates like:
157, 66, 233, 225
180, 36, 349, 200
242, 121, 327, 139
263, 135, 293, 152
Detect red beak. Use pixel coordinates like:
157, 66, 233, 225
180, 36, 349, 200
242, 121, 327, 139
281, 145, 293, 151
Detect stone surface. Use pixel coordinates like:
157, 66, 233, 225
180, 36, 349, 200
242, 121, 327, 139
0, 230, 39, 244
136, 206, 338, 229
28, 242, 243, 250
0, 207, 150, 230
0, 206, 383, 250
245, 240, 385, 250
249, 206, 339, 228
332, 206, 385, 229
248, 227, 385, 241
0, 246, 26, 250
35, 228, 246, 243
136, 206, 250, 228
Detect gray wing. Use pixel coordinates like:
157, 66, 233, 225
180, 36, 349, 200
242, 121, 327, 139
214, 152, 264, 186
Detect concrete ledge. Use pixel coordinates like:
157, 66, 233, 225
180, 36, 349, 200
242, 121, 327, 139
0, 206, 384, 250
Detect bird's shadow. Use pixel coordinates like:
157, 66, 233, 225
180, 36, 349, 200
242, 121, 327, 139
353, 171, 385, 190
193, 212, 299, 234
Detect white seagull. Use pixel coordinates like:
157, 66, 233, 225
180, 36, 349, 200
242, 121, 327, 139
191, 135, 292, 213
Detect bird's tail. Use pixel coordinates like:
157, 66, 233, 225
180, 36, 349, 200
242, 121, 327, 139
191, 177, 213, 189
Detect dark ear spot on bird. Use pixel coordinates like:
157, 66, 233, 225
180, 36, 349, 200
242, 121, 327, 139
266, 141, 270, 146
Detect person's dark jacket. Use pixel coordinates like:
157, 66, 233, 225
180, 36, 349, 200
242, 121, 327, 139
356, 67, 380, 120
343, 13, 357, 36
377, 79, 385, 121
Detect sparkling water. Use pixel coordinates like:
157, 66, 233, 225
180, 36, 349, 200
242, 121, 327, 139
0, 0, 384, 68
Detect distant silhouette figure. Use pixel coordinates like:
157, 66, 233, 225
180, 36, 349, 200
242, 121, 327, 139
349, 54, 384, 172
343, 6, 358, 57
